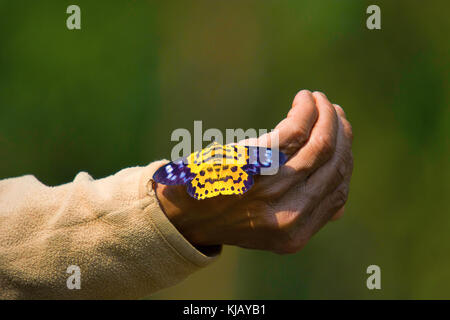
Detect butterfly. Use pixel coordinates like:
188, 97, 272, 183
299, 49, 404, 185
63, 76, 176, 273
153, 142, 287, 200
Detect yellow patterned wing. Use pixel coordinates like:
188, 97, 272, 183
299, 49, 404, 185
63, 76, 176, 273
186, 142, 252, 200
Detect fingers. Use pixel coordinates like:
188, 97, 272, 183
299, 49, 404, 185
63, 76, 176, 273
225, 99, 353, 254
241, 90, 318, 152
333, 104, 353, 144
328, 105, 353, 222
284, 109, 347, 205
305, 178, 351, 238
295, 107, 353, 234
286, 92, 339, 172
263, 166, 352, 254
278, 106, 352, 233
333, 104, 346, 119
254, 92, 339, 198
274, 90, 318, 154
302, 111, 351, 208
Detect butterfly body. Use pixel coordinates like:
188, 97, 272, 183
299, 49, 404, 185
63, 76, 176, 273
153, 142, 286, 200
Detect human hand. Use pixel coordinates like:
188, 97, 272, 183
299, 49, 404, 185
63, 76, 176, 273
156, 90, 353, 254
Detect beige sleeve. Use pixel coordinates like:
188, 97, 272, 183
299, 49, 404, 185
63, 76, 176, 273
0, 161, 220, 299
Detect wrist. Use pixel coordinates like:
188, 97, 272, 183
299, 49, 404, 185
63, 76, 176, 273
155, 183, 209, 244
155, 183, 222, 255
155, 184, 189, 228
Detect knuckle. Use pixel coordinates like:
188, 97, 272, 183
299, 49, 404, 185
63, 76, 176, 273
336, 160, 347, 181
291, 138, 306, 153
315, 133, 335, 159
335, 149, 351, 175
281, 126, 305, 155
292, 126, 307, 143
285, 125, 308, 152
334, 185, 349, 208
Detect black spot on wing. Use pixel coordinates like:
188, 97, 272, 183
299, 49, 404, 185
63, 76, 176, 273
187, 182, 199, 199
243, 175, 254, 191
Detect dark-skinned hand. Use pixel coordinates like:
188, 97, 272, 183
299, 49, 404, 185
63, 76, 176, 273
156, 90, 353, 254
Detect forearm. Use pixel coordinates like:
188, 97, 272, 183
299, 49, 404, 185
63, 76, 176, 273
0, 161, 220, 299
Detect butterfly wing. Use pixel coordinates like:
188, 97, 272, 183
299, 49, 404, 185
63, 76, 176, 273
242, 146, 287, 175
154, 144, 286, 200
152, 158, 195, 185
187, 163, 254, 200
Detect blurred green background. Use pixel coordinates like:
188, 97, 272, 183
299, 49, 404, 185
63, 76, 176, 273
0, 0, 449, 299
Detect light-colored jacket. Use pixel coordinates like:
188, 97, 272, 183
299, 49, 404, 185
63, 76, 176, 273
0, 161, 219, 299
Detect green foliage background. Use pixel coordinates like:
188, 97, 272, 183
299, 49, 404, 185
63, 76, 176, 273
0, 1, 448, 299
